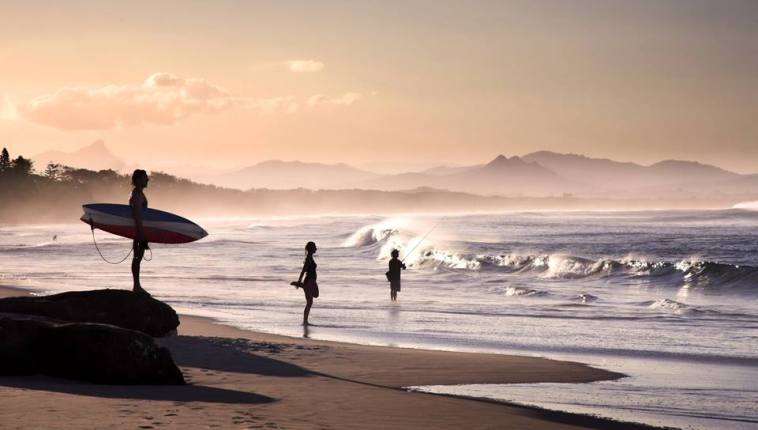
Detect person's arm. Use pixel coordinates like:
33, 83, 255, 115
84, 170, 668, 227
130, 194, 146, 242
401, 262, 406, 270
297, 259, 307, 284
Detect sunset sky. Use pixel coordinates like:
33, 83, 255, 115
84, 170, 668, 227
1, 0, 757, 172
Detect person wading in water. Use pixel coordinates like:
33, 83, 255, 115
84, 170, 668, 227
387, 249, 406, 301
130, 169, 150, 295
291, 241, 319, 325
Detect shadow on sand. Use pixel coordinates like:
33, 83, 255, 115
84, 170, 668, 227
0, 375, 274, 404
159, 335, 312, 377
0, 335, 319, 404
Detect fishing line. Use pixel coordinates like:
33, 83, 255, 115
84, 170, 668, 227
402, 218, 444, 263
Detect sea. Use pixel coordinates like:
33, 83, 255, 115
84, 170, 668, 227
1, 209, 757, 429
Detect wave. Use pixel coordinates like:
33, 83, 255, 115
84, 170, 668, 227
645, 298, 700, 315
341, 224, 399, 247
503, 286, 549, 297
409, 250, 758, 292
733, 201, 758, 211
343, 221, 758, 293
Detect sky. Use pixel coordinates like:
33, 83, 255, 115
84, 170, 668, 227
1, 0, 757, 173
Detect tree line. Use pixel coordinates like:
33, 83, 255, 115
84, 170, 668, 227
0, 147, 34, 177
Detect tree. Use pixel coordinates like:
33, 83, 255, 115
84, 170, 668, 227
44, 163, 66, 181
0, 148, 10, 173
11, 156, 33, 176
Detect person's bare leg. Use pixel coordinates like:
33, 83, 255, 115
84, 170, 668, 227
132, 246, 147, 294
303, 294, 313, 325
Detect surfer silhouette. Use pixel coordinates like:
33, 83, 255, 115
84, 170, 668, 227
387, 249, 406, 301
130, 169, 150, 295
291, 241, 319, 326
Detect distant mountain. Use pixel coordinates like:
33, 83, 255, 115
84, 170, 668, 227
20, 146, 758, 200
209, 160, 382, 190
522, 151, 742, 195
692, 174, 758, 196
361, 155, 582, 196
522, 151, 646, 185
646, 159, 739, 183
34, 140, 125, 172
420, 165, 476, 176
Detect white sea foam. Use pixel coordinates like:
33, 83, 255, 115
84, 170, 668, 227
733, 200, 758, 210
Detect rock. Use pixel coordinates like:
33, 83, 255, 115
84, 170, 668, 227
0, 313, 185, 385
0, 289, 179, 337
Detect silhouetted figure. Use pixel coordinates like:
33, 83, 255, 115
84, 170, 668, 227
387, 249, 406, 301
291, 241, 319, 325
130, 169, 150, 295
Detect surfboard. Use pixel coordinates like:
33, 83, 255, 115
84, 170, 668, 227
81, 203, 208, 244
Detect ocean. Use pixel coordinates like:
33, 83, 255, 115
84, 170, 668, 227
2, 210, 757, 429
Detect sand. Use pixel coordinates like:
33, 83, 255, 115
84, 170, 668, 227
0, 285, 659, 429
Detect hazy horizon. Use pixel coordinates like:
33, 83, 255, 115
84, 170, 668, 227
14, 139, 758, 177
2, 0, 758, 173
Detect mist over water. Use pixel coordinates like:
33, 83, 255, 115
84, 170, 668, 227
2, 210, 757, 429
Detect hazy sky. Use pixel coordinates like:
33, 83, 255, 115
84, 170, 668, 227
1, 0, 757, 172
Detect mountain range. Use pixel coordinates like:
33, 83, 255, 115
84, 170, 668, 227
34, 140, 125, 172
30, 141, 758, 199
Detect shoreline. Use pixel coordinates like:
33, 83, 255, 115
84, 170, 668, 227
0, 284, 666, 429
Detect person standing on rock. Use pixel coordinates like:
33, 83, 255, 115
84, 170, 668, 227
130, 169, 150, 295
291, 241, 319, 326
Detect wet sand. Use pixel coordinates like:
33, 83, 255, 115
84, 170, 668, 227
0, 285, 661, 429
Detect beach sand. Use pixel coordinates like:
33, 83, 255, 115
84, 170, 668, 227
0, 286, 658, 429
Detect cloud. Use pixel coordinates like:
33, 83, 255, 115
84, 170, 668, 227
307, 92, 362, 107
19, 73, 367, 130
248, 96, 300, 114
1, 97, 19, 121
23, 73, 238, 130
286, 60, 324, 73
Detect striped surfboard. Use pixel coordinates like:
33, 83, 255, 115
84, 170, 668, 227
81, 203, 208, 244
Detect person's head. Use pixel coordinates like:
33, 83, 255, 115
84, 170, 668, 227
131, 169, 149, 189
391, 249, 400, 259
305, 241, 317, 255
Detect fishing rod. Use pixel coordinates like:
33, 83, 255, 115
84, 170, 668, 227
401, 218, 443, 263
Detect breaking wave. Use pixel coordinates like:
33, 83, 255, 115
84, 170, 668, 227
733, 201, 758, 211
342, 224, 399, 247
345, 223, 758, 293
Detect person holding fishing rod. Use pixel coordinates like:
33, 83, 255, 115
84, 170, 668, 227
386, 220, 441, 301
387, 249, 405, 301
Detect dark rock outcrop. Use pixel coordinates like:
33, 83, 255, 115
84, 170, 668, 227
0, 289, 179, 337
0, 313, 185, 385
